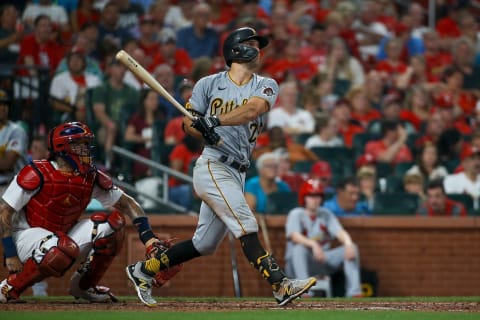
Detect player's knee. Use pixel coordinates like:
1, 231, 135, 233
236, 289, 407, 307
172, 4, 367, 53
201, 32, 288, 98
38, 232, 80, 277
191, 239, 219, 256
90, 211, 126, 256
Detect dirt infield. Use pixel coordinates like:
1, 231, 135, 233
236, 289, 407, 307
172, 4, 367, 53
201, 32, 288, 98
1, 299, 479, 312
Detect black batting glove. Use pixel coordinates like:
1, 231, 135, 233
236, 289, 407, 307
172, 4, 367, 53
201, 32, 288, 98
191, 116, 222, 146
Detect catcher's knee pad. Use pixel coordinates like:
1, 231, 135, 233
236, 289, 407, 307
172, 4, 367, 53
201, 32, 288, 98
90, 210, 126, 256
37, 232, 80, 277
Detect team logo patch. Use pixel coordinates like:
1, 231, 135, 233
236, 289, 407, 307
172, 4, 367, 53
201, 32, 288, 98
262, 86, 274, 97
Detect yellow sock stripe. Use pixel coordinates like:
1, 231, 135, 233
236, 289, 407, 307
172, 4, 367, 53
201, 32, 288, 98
256, 252, 269, 265
207, 160, 247, 234
145, 258, 161, 273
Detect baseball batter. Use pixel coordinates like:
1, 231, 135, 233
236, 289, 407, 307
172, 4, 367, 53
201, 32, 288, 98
127, 27, 316, 307
0, 122, 178, 303
285, 180, 362, 297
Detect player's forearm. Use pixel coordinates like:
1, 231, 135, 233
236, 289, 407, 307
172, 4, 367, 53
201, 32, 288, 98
183, 116, 205, 141
217, 103, 266, 126
290, 232, 317, 248
336, 229, 353, 246
0, 200, 15, 238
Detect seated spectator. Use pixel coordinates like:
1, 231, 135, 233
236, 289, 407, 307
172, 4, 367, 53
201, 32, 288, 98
436, 128, 465, 164
443, 145, 480, 202
176, 2, 219, 60
305, 115, 343, 149
417, 179, 467, 217
27, 134, 49, 162
150, 28, 193, 78
164, 80, 193, 145
263, 36, 318, 85
415, 111, 445, 148
267, 81, 315, 136
92, 58, 139, 168
347, 86, 382, 129
245, 152, 291, 214
253, 126, 318, 167
22, 0, 69, 35
364, 120, 413, 165
406, 142, 448, 181
364, 70, 385, 112
400, 85, 431, 132
285, 179, 363, 297
276, 149, 308, 193
0, 4, 23, 69
422, 30, 452, 82
152, 63, 181, 119
168, 135, 203, 211
49, 47, 102, 124
375, 37, 408, 89
450, 36, 480, 97
318, 37, 365, 97
17, 15, 63, 76
356, 166, 376, 211
331, 99, 364, 147
70, 0, 101, 34
124, 88, 163, 179
323, 177, 371, 217
403, 173, 426, 201
368, 95, 416, 136
309, 160, 335, 195
97, 2, 132, 52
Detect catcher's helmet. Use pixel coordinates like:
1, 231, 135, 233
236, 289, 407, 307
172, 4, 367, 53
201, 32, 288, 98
223, 27, 269, 67
48, 122, 95, 174
298, 179, 324, 207
0, 89, 11, 106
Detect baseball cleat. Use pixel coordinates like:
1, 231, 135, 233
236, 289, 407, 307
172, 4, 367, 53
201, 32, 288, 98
69, 271, 118, 303
126, 262, 157, 307
273, 277, 317, 306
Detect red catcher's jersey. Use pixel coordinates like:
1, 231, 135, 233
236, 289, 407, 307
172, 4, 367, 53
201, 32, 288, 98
17, 160, 97, 232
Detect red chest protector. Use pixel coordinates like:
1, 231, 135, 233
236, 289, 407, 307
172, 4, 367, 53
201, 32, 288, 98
17, 160, 112, 233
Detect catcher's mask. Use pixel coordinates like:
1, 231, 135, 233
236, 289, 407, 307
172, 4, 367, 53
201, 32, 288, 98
48, 122, 95, 174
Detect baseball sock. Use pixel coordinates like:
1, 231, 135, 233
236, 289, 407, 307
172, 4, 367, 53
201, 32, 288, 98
144, 239, 201, 274
240, 232, 287, 291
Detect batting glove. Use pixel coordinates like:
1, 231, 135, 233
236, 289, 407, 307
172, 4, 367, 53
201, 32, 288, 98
191, 116, 222, 146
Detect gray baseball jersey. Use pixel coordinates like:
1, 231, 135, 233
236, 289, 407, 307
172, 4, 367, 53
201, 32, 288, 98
186, 71, 278, 250
0, 121, 28, 185
187, 71, 278, 165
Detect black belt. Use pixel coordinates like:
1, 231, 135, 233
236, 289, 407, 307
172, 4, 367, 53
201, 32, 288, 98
219, 155, 249, 173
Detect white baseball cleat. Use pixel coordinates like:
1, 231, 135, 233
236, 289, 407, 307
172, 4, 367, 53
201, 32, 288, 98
126, 262, 157, 307
273, 277, 317, 306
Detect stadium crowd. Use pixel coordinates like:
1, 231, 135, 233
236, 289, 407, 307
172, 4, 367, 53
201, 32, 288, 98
1, 0, 480, 216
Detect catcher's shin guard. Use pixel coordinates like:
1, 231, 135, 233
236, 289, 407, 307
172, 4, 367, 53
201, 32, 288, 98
78, 211, 125, 290
240, 233, 286, 290
5, 232, 79, 300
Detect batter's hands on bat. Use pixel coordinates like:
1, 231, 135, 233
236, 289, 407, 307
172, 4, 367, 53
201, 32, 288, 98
191, 116, 221, 146
5, 256, 22, 274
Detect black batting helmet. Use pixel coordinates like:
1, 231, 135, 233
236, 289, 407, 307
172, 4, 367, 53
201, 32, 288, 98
223, 27, 269, 67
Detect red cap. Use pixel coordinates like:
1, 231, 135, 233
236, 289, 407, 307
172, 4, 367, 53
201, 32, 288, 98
310, 161, 332, 178
356, 153, 376, 168
394, 22, 409, 35
461, 145, 480, 161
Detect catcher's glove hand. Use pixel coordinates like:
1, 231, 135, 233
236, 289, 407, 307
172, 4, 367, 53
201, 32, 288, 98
145, 238, 183, 288
191, 116, 222, 146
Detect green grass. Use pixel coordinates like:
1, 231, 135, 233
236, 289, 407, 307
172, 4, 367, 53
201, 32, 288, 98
1, 296, 479, 320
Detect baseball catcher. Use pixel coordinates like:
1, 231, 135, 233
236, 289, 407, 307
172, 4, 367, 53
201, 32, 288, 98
0, 121, 179, 303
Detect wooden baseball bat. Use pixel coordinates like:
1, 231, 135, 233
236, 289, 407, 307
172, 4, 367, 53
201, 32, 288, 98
115, 50, 195, 120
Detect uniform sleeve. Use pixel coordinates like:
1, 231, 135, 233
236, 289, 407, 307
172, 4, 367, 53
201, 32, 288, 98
323, 209, 343, 236
91, 184, 123, 208
285, 208, 303, 238
2, 178, 36, 211
186, 77, 209, 115
7, 126, 28, 156
253, 77, 279, 110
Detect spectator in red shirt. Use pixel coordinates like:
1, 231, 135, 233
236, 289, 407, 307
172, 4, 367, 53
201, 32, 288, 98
298, 22, 329, 70
17, 15, 63, 76
276, 149, 308, 193
70, 0, 101, 34
137, 14, 160, 66
417, 179, 467, 217
168, 134, 203, 210
422, 30, 452, 82
364, 119, 413, 165
150, 29, 193, 79
375, 37, 408, 88
347, 86, 381, 129
332, 99, 364, 147
164, 80, 193, 145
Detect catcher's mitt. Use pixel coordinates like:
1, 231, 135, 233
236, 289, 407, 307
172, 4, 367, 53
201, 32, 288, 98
145, 238, 183, 288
